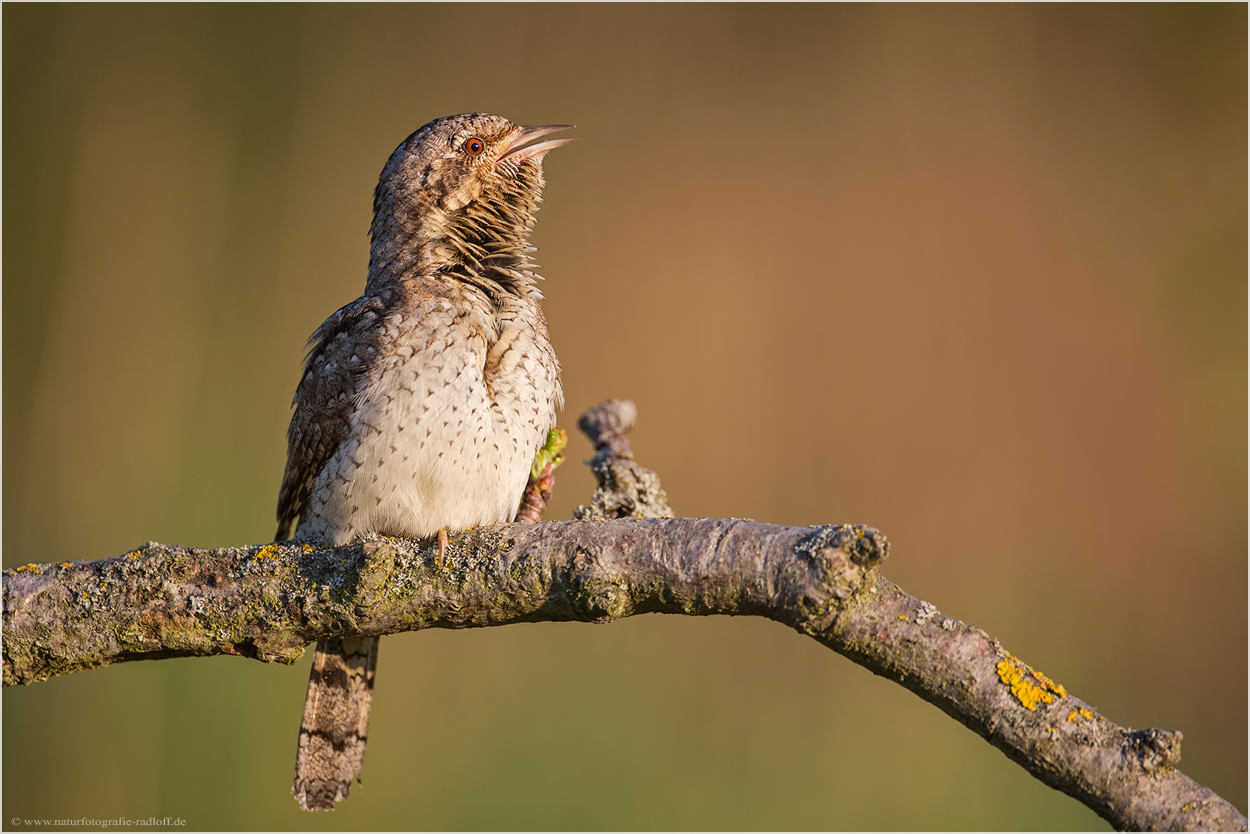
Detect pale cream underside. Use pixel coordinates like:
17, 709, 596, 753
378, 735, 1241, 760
300, 295, 560, 547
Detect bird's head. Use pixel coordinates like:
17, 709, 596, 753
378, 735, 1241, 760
368, 113, 574, 295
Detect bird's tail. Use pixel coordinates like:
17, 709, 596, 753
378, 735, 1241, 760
292, 636, 379, 811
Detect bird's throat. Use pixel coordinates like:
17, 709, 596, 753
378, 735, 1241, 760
369, 166, 544, 301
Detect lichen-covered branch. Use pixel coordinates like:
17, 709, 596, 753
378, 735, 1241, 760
3, 522, 1241, 830
825, 578, 1242, 831
0, 519, 883, 685
1, 401, 1243, 831
574, 398, 673, 520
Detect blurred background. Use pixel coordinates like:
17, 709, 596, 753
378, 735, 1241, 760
4, 4, 1245, 830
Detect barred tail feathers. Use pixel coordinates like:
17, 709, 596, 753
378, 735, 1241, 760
292, 636, 379, 811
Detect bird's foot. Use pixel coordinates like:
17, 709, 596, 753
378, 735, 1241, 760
437, 527, 449, 570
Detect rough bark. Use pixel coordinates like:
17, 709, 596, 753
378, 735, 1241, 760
2, 401, 1243, 832
574, 398, 674, 520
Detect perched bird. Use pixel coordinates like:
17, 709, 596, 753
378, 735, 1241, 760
275, 113, 570, 811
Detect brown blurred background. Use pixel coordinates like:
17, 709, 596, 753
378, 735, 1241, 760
4, 4, 1245, 830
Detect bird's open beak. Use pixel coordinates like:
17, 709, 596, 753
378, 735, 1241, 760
501, 124, 575, 165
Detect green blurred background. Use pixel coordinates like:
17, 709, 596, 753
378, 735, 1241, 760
4, 4, 1245, 830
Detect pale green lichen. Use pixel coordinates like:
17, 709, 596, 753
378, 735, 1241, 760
530, 427, 568, 479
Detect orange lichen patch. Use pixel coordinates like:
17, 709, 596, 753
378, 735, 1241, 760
11, 563, 40, 573
1067, 708, 1094, 722
996, 653, 1067, 711
59, 562, 73, 568
898, 614, 907, 620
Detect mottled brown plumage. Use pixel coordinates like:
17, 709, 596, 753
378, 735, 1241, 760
292, 637, 378, 812
276, 114, 570, 810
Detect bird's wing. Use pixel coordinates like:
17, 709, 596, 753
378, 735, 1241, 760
275, 293, 391, 541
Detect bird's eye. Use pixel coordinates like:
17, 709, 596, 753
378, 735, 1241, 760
464, 137, 485, 156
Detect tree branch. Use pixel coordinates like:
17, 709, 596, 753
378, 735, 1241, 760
2, 401, 1243, 831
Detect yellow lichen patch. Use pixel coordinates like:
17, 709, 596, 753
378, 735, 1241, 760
1030, 666, 1067, 699
1066, 707, 1094, 722
252, 544, 282, 562
12, 563, 40, 573
996, 654, 1067, 711
59, 562, 73, 568
898, 615, 907, 620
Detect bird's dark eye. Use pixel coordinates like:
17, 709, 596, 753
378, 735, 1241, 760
464, 137, 485, 156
